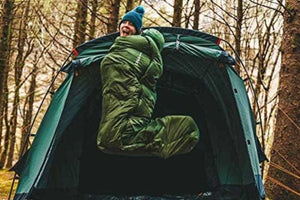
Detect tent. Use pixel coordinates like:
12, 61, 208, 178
12, 27, 267, 200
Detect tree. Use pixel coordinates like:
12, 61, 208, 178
107, 0, 121, 33
193, 0, 200, 30
251, 4, 282, 155
5, 0, 32, 168
0, 0, 14, 169
0, 84, 9, 169
73, 0, 88, 49
235, 0, 242, 74
89, 0, 98, 40
20, 49, 39, 156
264, 0, 300, 199
172, 0, 183, 27
126, 0, 135, 13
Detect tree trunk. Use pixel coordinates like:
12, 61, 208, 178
0, 83, 9, 168
235, 0, 243, 74
6, 0, 31, 168
193, 0, 200, 30
264, 1, 300, 199
222, 0, 232, 53
125, 0, 135, 13
252, 9, 280, 129
89, 0, 98, 40
20, 59, 37, 156
107, 0, 121, 33
172, 0, 183, 27
0, 0, 14, 123
0, 0, 14, 169
73, 0, 88, 48
0, 104, 3, 155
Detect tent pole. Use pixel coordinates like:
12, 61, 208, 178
220, 39, 265, 176
8, 51, 74, 200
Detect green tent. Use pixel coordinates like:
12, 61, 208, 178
12, 27, 267, 200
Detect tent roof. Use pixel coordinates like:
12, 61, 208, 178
63, 27, 234, 74
74, 27, 221, 55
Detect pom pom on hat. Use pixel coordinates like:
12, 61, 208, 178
134, 5, 145, 14
120, 5, 145, 33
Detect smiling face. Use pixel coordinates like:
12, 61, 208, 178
119, 20, 137, 37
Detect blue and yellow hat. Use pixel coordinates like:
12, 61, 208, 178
120, 5, 145, 33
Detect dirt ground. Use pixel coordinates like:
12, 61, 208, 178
0, 169, 17, 200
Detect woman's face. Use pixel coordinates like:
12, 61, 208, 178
119, 21, 136, 37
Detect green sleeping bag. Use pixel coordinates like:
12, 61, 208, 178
97, 29, 199, 159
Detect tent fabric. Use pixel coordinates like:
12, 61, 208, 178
14, 74, 73, 197
13, 27, 266, 200
226, 67, 265, 198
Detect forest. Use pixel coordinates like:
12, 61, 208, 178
0, 0, 299, 200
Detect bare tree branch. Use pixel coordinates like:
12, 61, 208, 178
143, 0, 173, 25
209, 0, 237, 20
248, 0, 284, 15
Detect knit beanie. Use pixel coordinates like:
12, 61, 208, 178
120, 5, 145, 33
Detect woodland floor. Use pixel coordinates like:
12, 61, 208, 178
0, 168, 275, 200
0, 169, 17, 200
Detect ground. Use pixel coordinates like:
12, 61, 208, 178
0, 169, 17, 200
0, 168, 275, 200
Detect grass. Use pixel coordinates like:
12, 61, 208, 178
0, 169, 18, 200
